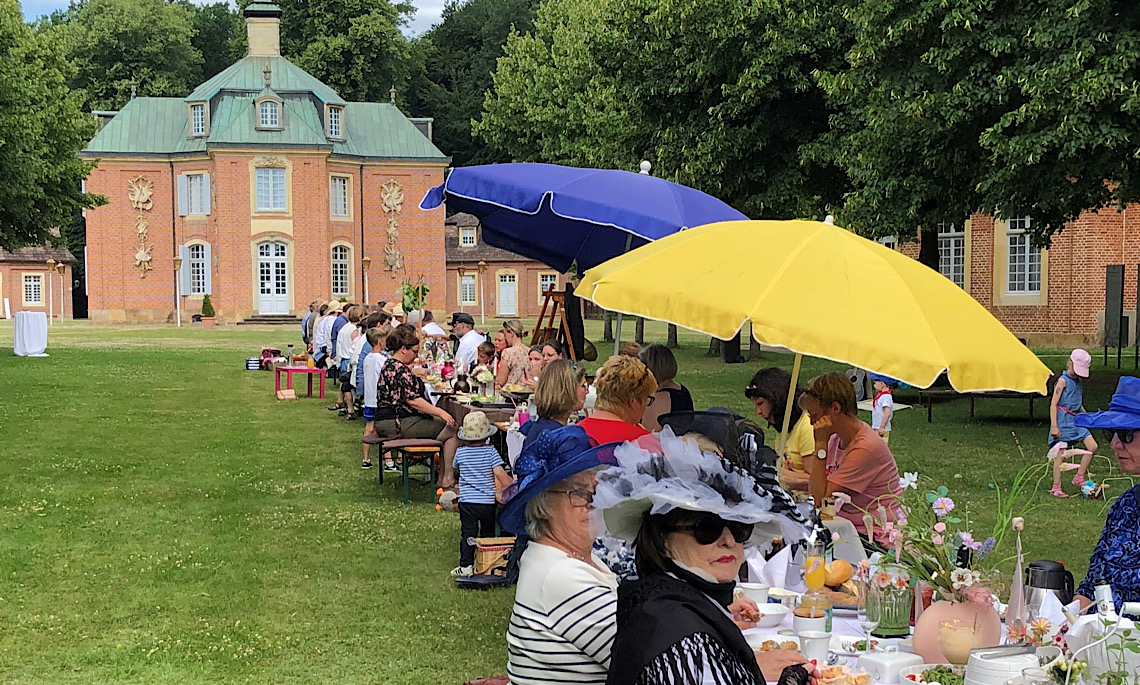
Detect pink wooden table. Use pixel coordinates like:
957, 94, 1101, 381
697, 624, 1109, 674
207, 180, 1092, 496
274, 365, 326, 399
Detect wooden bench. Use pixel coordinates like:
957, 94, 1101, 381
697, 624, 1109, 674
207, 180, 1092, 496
379, 438, 443, 504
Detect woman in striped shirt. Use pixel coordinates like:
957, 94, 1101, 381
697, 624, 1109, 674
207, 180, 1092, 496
499, 426, 621, 685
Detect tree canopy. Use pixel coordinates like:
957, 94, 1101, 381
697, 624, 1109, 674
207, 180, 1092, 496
477, 0, 851, 218
0, 0, 102, 249
406, 0, 541, 166
816, 0, 1140, 246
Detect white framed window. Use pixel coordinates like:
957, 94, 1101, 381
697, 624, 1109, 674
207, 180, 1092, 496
327, 106, 343, 138
331, 245, 350, 297
255, 167, 287, 211
1006, 215, 1041, 294
877, 235, 898, 251
22, 274, 43, 306
459, 226, 476, 247
259, 101, 280, 128
330, 176, 349, 218
186, 173, 205, 215
189, 244, 207, 295
459, 274, 476, 305
190, 104, 206, 136
539, 272, 558, 301
937, 222, 965, 288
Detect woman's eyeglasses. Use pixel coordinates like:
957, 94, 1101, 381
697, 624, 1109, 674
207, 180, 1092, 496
645, 395, 656, 406
550, 488, 594, 508
1111, 429, 1136, 445
673, 513, 754, 545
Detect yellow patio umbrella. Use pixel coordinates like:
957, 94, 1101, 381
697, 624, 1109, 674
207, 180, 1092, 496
578, 219, 1052, 447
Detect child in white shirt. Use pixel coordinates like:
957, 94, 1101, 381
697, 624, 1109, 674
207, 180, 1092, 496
870, 374, 894, 444
361, 326, 392, 469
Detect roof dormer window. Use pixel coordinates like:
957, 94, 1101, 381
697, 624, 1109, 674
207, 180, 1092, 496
327, 105, 344, 139
259, 100, 280, 129
189, 102, 208, 137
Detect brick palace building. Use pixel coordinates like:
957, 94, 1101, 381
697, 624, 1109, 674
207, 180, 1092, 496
80, 2, 449, 323
895, 210, 1140, 347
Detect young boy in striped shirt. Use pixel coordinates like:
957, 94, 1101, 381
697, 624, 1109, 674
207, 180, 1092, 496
451, 411, 509, 577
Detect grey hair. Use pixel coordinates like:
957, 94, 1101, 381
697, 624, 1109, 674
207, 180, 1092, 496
524, 468, 604, 541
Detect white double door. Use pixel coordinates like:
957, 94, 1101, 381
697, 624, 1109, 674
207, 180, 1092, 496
498, 272, 517, 316
257, 242, 290, 315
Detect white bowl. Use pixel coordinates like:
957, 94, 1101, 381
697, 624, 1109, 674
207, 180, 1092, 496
754, 602, 790, 628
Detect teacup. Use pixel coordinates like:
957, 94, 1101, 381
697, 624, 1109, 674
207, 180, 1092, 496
738, 582, 770, 605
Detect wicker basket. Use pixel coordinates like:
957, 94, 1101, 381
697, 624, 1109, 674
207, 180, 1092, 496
474, 536, 515, 576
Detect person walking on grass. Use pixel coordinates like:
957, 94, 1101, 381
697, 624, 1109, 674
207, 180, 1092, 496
451, 412, 509, 578
870, 374, 895, 445
1049, 349, 1098, 498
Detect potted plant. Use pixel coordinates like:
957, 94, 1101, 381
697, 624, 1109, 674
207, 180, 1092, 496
200, 294, 216, 329
399, 275, 430, 325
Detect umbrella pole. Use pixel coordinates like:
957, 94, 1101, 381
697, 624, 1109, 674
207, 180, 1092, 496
612, 233, 635, 357
775, 353, 803, 455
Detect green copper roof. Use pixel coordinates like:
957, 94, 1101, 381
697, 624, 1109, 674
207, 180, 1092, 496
333, 103, 448, 160
244, 2, 281, 13
83, 98, 206, 155
208, 93, 329, 147
187, 56, 345, 105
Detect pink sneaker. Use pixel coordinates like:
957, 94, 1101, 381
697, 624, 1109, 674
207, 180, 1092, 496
1051, 485, 1069, 499
1073, 473, 1087, 487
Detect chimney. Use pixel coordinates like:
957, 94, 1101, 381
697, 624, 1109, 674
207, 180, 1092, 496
245, 2, 282, 58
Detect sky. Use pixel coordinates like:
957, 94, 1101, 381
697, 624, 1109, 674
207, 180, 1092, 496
21, 0, 445, 36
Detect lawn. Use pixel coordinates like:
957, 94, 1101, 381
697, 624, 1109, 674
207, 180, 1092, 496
0, 319, 1133, 684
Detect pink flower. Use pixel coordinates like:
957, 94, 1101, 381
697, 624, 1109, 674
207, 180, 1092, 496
1008, 621, 1027, 643
934, 522, 947, 533
897, 516, 908, 527
961, 584, 994, 608
932, 534, 944, 545
894, 576, 908, 590
932, 497, 955, 517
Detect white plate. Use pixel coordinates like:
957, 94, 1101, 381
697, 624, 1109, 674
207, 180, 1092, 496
745, 632, 800, 654
831, 634, 882, 656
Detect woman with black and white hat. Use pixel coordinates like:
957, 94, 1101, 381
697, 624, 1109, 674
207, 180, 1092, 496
593, 424, 811, 685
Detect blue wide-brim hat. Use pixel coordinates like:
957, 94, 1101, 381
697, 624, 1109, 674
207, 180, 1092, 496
499, 425, 619, 536
1075, 377, 1140, 431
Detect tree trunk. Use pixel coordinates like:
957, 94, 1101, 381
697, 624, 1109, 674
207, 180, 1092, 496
603, 311, 613, 342
722, 332, 744, 364
749, 324, 763, 360
667, 324, 678, 349
707, 336, 722, 357
634, 317, 645, 344
918, 227, 939, 270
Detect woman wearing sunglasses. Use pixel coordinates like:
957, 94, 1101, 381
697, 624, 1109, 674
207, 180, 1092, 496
1073, 376, 1140, 612
594, 428, 812, 685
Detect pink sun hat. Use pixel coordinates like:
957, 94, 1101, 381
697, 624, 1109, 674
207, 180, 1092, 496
1070, 349, 1092, 378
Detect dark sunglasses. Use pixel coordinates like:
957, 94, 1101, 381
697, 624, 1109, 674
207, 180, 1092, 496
673, 513, 754, 545
1109, 429, 1136, 445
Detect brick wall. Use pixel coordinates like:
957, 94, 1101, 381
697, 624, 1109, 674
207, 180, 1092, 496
0, 264, 73, 319
84, 155, 445, 323
444, 262, 566, 319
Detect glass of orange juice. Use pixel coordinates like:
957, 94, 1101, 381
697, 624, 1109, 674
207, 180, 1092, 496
803, 541, 826, 591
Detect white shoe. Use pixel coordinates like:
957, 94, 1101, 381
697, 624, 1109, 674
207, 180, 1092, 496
451, 565, 474, 578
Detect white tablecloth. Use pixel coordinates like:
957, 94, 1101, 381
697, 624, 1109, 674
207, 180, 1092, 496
13, 311, 48, 357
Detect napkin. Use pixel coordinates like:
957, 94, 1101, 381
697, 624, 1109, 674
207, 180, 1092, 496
747, 545, 806, 593
1036, 592, 1066, 631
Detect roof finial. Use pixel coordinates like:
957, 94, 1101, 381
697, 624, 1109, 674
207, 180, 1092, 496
389, 86, 396, 104
263, 63, 272, 88
129, 81, 137, 99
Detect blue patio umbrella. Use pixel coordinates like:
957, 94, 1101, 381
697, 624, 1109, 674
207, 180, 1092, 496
419, 163, 747, 274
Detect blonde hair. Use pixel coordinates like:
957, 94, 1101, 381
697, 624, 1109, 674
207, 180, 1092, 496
534, 359, 580, 422
618, 342, 642, 358
347, 305, 368, 323
800, 371, 857, 417
594, 355, 657, 415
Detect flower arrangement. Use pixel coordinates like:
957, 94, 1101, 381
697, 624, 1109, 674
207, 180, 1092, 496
470, 365, 495, 385
862, 465, 1043, 608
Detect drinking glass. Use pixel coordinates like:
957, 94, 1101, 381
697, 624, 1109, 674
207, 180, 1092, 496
803, 540, 826, 591
858, 580, 881, 652
937, 619, 982, 669
1021, 667, 1052, 685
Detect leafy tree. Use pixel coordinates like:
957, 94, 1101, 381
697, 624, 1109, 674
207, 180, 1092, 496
406, 0, 541, 165
0, 0, 103, 249
186, 2, 244, 80
264, 0, 413, 102
817, 0, 1140, 247
478, 0, 852, 218
49, 0, 202, 111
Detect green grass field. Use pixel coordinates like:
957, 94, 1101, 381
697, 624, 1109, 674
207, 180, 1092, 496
0, 319, 1133, 683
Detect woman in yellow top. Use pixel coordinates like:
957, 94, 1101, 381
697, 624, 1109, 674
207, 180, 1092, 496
745, 368, 814, 493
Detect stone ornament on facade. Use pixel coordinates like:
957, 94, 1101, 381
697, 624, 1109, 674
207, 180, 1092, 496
127, 175, 154, 276
381, 179, 404, 271
252, 156, 287, 168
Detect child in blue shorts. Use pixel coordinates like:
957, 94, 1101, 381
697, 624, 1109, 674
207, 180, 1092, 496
1049, 349, 1098, 497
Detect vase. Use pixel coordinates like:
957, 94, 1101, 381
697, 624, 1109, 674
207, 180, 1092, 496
871, 584, 914, 638
912, 598, 1001, 663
